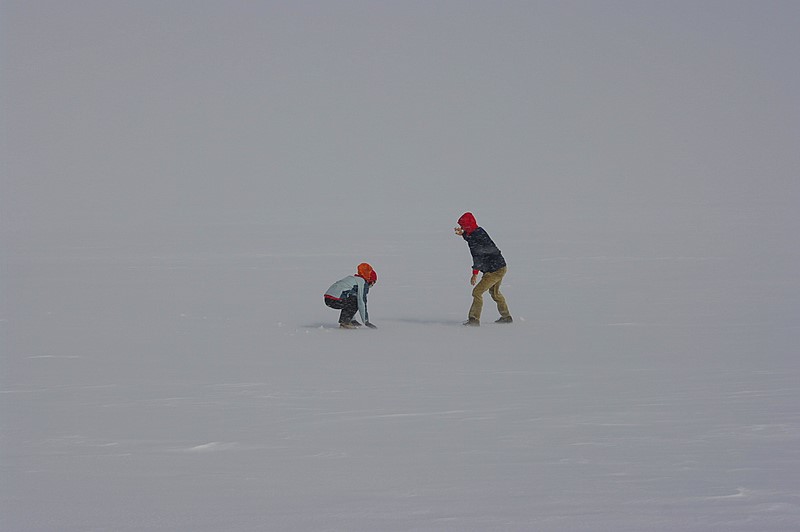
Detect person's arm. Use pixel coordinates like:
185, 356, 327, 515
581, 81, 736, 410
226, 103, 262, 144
467, 232, 484, 285
469, 229, 501, 280
456, 226, 481, 284
355, 278, 368, 324
359, 279, 378, 328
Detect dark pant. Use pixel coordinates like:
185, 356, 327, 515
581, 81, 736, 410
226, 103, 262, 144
325, 295, 359, 323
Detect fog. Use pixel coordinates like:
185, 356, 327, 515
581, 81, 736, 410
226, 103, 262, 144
2, 1, 799, 530
5, 1, 798, 236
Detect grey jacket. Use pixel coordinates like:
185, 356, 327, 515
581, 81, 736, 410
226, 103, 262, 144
324, 275, 370, 323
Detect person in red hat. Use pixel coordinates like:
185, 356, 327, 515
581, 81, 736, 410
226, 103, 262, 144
454, 212, 512, 326
323, 263, 378, 329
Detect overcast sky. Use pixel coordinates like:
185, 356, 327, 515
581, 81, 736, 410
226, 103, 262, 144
3, 1, 799, 242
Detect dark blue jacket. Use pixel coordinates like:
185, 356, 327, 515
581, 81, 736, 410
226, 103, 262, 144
462, 227, 506, 273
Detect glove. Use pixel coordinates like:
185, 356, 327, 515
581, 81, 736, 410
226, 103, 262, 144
365, 322, 378, 329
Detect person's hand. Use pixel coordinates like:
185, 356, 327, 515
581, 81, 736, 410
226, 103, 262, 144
470, 273, 478, 286
454, 227, 464, 236
365, 322, 378, 329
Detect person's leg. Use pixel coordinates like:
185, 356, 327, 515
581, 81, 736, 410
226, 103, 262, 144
488, 267, 510, 318
325, 297, 343, 310
339, 295, 359, 324
468, 284, 485, 322
468, 269, 503, 322
325, 297, 354, 327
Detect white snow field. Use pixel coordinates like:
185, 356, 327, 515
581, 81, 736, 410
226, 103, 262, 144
3, 218, 799, 531
3, 1, 799, 531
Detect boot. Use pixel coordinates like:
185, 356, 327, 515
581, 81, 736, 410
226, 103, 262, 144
463, 318, 480, 327
495, 316, 513, 324
339, 322, 357, 329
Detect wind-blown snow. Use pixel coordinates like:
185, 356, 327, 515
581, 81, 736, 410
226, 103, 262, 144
2, 2, 800, 531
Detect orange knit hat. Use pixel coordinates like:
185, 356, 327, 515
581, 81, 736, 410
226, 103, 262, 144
356, 262, 374, 281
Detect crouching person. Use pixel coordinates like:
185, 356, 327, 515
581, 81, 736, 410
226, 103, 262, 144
324, 263, 378, 329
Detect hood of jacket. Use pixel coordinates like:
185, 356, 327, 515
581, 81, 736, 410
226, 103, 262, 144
458, 212, 478, 235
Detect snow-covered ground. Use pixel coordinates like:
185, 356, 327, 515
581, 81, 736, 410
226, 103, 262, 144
3, 218, 799, 531
3, 2, 799, 530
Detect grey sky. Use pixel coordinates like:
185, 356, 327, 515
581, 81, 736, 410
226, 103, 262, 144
3, 1, 799, 239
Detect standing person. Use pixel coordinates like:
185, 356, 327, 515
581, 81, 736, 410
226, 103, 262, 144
323, 263, 378, 329
454, 212, 512, 326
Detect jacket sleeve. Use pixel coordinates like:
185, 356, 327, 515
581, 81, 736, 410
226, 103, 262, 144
465, 231, 487, 272
356, 277, 369, 323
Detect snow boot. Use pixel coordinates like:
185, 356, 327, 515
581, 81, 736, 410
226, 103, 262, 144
463, 318, 480, 327
495, 316, 513, 324
339, 322, 357, 329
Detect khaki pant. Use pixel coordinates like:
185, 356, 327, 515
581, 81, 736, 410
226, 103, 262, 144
469, 266, 510, 321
